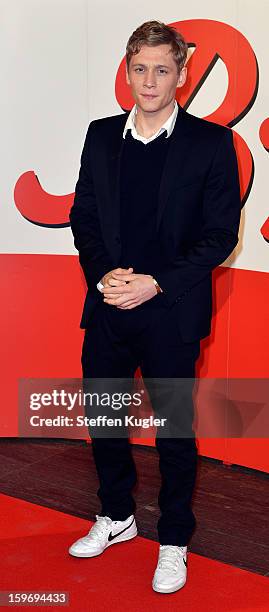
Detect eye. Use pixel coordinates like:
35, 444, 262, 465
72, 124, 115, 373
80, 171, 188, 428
158, 69, 168, 74
134, 67, 144, 72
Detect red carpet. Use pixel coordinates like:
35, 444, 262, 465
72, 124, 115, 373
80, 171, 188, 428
0, 493, 268, 611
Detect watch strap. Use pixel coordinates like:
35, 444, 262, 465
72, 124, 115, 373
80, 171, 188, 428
152, 277, 163, 294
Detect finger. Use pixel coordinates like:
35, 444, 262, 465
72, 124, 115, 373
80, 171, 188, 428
102, 283, 130, 291
104, 294, 136, 305
111, 272, 137, 280
115, 267, 133, 273
117, 300, 139, 308
105, 278, 128, 287
116, 296, 138, 306
117, 302, 139, 309
102, 287, 131, 296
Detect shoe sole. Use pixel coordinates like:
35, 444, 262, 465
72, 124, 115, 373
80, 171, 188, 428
69, 529, 138, 558
152, 579, 186, 593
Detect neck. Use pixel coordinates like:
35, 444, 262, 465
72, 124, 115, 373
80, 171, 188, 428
134, 99, 175, 139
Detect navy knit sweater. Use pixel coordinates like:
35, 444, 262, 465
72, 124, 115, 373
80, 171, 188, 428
119, 129, 171, 284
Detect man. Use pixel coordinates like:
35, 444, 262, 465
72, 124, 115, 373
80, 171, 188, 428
68, 20, 241, 594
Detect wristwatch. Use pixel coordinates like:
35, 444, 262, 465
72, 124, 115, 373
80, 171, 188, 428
152, 277, 163, 294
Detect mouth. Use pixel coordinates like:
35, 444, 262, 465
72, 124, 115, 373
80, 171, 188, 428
141, 94, 158, 99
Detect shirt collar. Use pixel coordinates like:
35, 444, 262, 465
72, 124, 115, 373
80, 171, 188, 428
123, 100, 178, 143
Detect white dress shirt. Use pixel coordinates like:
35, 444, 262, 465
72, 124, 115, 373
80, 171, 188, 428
96, 100, 178, 292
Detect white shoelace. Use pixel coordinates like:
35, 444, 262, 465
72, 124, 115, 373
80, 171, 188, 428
158, 545, 186, 573
85, 515, 113, 542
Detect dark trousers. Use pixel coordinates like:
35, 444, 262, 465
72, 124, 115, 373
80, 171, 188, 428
81, 297, 200, 546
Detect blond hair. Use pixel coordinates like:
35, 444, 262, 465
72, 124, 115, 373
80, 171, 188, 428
126, 20, 188, 75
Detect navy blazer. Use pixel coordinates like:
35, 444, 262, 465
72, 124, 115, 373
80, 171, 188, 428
69, 102, 242, 342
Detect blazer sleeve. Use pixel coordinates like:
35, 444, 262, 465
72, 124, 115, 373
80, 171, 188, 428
155, 128, 242, 308
69, 121, 113, 291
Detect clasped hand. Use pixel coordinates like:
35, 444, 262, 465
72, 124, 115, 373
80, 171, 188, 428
100, 267, 157, 310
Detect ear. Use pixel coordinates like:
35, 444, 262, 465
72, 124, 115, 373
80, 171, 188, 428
177, 66, 187, 88
126, 65, 130, 85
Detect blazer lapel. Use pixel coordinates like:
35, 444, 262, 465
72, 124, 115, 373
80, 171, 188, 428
156, 102, 192, 233
107, 114, 128, 246
98, 111, 129, 265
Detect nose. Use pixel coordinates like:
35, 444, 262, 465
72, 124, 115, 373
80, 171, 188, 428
143, 70, 156, 89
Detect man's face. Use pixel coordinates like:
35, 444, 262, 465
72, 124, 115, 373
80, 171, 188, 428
126, 43, 187, 113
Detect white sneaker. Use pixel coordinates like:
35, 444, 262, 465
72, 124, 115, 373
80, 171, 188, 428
152, 544, 188, 593
68, 514, 137, 558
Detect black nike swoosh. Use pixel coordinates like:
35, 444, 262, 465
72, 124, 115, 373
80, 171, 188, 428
108, 517, 135, 541
183, 557, 187, 567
